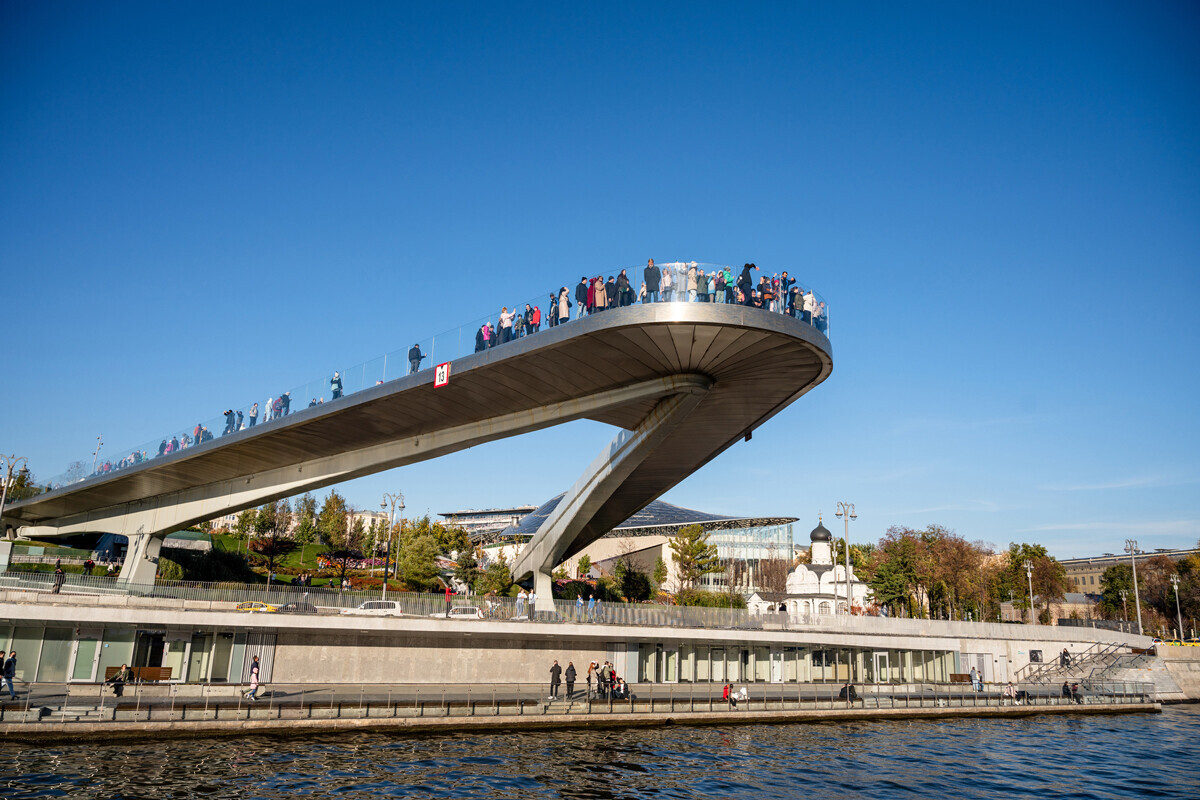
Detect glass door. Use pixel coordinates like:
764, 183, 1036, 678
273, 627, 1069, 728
710, 648, 725, 682
70, 635, 101, 682
872, 651, 890, 684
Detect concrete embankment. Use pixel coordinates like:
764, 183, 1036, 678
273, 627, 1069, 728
0, 702, 1160, 745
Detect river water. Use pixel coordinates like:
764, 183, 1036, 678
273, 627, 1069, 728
2, 707, 1196, 799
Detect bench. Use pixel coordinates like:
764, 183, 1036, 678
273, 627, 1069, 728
104, 666, 173, 683
949, 673, 973, 684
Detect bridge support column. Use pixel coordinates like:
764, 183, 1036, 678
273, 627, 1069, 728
516, 378, 711, 612
118, 531, 163, 585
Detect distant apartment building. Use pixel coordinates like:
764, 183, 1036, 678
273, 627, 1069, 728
1061, 546, 1200, 592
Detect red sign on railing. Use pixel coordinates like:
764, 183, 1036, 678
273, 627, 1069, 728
434, 362, 451, 387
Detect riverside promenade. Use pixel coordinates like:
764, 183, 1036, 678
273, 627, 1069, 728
0, 678, 1159, 744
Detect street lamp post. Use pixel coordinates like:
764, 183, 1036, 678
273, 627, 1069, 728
1170, 575, 1183, 641
91, 435, 103, 475
834, 502, 856, 616
1119, 588, 1129, 628
381, 492, 405, 602
1125, 539, 1144, 636
1023, 559, 1034, 624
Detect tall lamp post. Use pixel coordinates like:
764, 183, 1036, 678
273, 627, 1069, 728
91, 435, 103, 475
381, 492, 404, 602
1170, 575, 1183, 641
1119, 588, 1129, 628
1023, 559, 1034, 624
1125, 539, 1144, 636
0, 455, 29, 540
834, 502, 856, 616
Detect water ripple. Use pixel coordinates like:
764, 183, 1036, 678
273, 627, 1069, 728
0, 707, 1196, 799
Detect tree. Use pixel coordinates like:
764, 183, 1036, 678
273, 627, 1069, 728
293, 493, 320, 566
669, 524, 721, 591
477, 553, 514, 596
577, 554, 593, 579
397, 530, 441, 591
234, 508, 257, 541
756, 544, 792, 594
454, 548, 482, 590
652, 556, 668, 591
250, 499, 294, 577
614, 558, 652, 601
318, 490, 359, 584
1097, 564, 1134, 619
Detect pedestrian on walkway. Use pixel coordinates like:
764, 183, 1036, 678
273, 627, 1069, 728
575, 594, 584, 620
549, 660, 562, 700
565, 662, 576, 699
528, 588, 538, 621
244, 655, 261, 701
516, 588, 527, 618
587, 594, 596, 621
444, 583, 453, 616
586, 661, 596, 698
2, 651, 16, 699
52, 565, 65, 594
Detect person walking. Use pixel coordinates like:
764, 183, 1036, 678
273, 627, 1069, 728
2, 651, 16, 699
244, 655, 262, 701
52, 565, 65, 594
565, 662, 577, 699
587, 594, 596, 621
549, 660, 562, 700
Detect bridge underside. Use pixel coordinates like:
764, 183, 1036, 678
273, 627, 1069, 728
4, 304, 832, 585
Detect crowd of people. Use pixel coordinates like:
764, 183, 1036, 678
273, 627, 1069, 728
547, 659, 628, 701
72, 260, 824, 486
474, 260, 827, 353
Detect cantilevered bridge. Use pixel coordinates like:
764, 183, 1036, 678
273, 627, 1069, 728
3, 300, 833, 599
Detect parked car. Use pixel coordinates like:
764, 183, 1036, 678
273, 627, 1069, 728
236, 601, 278, 613
278, 601, 319, 615
429, 606, 484, 620
341, 600, 403, 616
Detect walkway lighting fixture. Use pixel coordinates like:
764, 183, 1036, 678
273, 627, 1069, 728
835, 502, 856, 616
1170, 574, 1183, 640
1023, 559, 1034, 624
1125, 539, 1144, 636
1119, 589, 1128, 625
91, 435, 103, 475
381, 492, 405, 602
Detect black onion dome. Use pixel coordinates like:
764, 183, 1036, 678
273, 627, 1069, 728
809, 519, 832, 542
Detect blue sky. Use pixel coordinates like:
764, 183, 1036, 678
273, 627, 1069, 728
2, 1, 1198, 558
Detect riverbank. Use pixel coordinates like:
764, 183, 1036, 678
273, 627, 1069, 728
0, 698, 1159, 745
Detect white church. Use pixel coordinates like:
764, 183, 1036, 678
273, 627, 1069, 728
748, 517, 871, 616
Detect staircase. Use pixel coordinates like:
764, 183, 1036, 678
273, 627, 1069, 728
1015, 641, 1128, 683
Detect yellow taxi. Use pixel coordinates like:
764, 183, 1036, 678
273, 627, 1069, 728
236, 601, 279, 613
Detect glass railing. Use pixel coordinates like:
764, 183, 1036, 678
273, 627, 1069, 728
33, 262, 828, 493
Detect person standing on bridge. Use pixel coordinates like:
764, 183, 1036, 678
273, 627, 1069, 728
592, 276, 607, 313
248, 402, 258, 428
575, 277, 589, 319
644, 258, 660, 303
408, 344, 425, 374
53, 565, 65, 594
331, 372, 343, 400
557, 287, 571, 325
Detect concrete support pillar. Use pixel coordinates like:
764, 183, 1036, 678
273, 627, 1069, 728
518, 376, 711, 611
119, 532, 162, 585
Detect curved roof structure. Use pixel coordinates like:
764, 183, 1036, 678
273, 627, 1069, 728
482, 492, 797, 544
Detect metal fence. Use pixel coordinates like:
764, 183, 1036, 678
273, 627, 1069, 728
0, 570, 1155, 643
0, 679, 1157, 728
